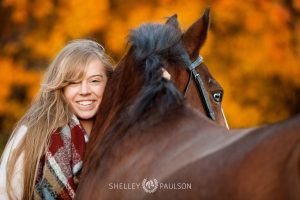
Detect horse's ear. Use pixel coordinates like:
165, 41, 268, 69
183, 8, 210, 60
165, 14, 180, 30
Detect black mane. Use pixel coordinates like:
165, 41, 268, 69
129, 23, 185, 61
129, 24, 190, 82
124, 23, 190, 125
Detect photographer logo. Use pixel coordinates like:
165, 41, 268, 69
142, 178, 158, 193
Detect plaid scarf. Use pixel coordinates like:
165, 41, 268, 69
34, 115, 89, 200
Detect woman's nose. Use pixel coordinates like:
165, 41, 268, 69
79, 81, 91, 95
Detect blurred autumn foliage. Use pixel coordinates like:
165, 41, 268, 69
1, 0, 300, 152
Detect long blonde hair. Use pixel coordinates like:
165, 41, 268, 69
5, 39, 114, 200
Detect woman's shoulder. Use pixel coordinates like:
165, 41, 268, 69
0, 125, 27, 199
5, 125, 27, 151
0, 125, 27, 166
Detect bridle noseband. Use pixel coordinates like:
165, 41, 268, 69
183, 56, 216, 120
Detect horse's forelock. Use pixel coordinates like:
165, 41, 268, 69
128, 23, 190, 82
129, 24, 183, 61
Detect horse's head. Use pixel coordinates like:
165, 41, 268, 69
90, 10, 227, 143
165, 9, 228, 128
87, 9, 228, 160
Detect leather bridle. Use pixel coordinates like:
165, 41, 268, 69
183, 56, 216, 120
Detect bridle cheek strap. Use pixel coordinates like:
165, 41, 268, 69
183, 56, 216, 121
183, 56, 203, 97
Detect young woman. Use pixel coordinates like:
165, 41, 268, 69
0, 39, 114, 199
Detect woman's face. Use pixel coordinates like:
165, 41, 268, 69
63, 59, 108, 120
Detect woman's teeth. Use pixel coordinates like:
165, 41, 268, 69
78, 101, 93, 106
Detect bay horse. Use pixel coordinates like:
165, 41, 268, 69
76, 10, 300, 200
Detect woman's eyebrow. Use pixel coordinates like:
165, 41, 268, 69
89, 74, 104, 78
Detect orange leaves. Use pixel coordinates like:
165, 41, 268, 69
0, 58, 41, 113
31, 0, 54, 19
105, 19, 128, 54
3, 0, 29, 23
293, 0, 300, 11
0, 0, 299, 132
58, 0, 109, 37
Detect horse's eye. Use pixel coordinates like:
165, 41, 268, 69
212, 91, 223, 103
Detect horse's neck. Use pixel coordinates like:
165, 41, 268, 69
141, 107, 251, 181
155, 114, 300, 185
108, 104, 250, 181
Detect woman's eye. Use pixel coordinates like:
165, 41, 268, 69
69, 81, 80, 85
212, 91, 223, 103
92, 79, 100, 82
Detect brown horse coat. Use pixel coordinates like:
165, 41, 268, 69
75, 10, 300, 200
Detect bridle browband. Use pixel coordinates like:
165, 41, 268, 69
183, 56, 216, 120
